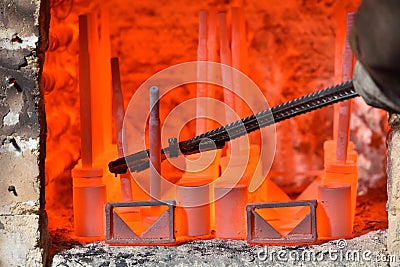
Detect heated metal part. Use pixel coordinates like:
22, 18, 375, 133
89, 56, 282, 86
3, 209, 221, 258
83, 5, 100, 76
108, 80, 358, 174
149, 86, 161, 199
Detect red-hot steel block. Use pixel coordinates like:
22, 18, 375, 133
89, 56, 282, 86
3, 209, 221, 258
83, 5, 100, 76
105, 200, 176, 245
246, 200, 317, 245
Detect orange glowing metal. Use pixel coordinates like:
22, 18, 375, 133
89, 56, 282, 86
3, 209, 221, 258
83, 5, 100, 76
215, 184, 247, 239
78, 14, 93, 168
218, 12, 236, 125
206, 9, 218, 131
317, 184, 352, 239
231, 6, 245, 118
111, 57, 133, 201
319, 12, 358, 240
196, 10, 208, 135
336, 12, 356, 163
149, 86, 162, 200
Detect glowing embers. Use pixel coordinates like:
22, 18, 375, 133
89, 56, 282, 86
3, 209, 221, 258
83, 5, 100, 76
105, 201, 176, 245
246, 200, 317, 245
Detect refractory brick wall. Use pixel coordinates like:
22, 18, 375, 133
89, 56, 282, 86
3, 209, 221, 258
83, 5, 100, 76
0, 0, 50, 266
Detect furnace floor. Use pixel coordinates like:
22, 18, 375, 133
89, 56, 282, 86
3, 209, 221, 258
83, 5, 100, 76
48, 185, 388, 266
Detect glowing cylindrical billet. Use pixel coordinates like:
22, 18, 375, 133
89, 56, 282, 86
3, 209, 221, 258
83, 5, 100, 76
214, 184, 247, 239
149, 86, 161, 200
317, 183, 352, 239
72, 167, 106, 238
323, 161, 358, 228
176, 181, 211, 237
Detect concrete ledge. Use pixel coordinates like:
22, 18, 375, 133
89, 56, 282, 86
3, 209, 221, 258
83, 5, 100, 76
51, 230, 389, 267
0, 214, 49, 267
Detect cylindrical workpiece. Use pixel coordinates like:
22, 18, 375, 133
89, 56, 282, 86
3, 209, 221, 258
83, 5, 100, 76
215, 184, 247, 239
176, 180, 211, 237
323, 161, 358, 228
72, 167, 106, 238
149, 86, 161, 200
317, 183, 352, 239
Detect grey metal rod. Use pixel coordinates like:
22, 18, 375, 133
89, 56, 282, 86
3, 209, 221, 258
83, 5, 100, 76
149, 86, 161, 199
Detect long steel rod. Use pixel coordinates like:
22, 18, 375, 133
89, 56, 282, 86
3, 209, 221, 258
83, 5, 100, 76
78, 15, 93, 168
109, 80, 358, 175
111, 57, 133, 201
149, 86, 161, 199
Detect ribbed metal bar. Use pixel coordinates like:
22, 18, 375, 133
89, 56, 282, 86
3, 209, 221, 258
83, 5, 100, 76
108, 80, 358, 174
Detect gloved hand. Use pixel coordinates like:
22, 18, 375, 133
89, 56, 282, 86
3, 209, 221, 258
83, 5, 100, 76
353, 61, 400, 114
350, 0, 400, 113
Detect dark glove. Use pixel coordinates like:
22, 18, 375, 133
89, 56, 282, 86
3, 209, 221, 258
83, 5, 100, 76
350, 0, 400, 113
353, 61, 400, 114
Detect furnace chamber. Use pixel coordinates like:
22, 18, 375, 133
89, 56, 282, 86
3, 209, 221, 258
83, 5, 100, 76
43, 0, 388, 249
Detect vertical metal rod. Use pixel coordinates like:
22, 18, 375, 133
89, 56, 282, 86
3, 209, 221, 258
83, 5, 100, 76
78, 15, 93, 168
111, 58, 124, 157
196, 10, 208, 135
218, 12, 235, 121
219, 12, 240, 154
336, 12, 356, 163
231, 7, 244, 117
111, 57, 133, 201
231, 6, 249, 152
206, 9, 218, 131
149, 86, 161, 200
